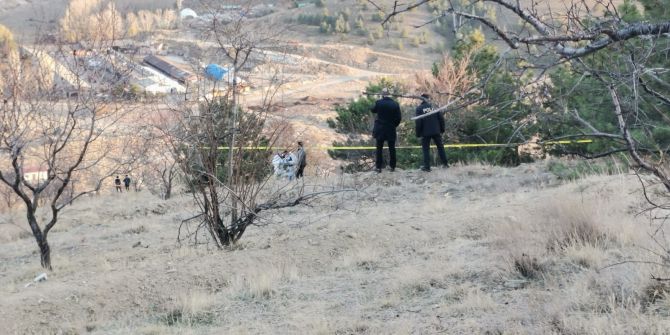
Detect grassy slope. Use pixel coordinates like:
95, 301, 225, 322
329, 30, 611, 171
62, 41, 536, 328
2, 162, 669, 334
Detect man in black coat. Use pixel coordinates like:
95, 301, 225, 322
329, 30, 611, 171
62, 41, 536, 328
415, 94, 448, 171
371, 88, 402, 173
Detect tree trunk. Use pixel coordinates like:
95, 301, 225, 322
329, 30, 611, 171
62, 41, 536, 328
38, 237, 52, 270
164, 183, 172, 200
27, 214, 52, 270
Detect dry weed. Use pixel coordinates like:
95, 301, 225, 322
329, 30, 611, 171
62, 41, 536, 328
511, 252, 545, 279
546, 206, 610, 252
124, 225, 147, 235
392, 265, 444, 298
339, 245, 379, 270
563, 243, 606, 268
163, 290, 216, 326
451, 288, 496, 313
229, 262, 299, 300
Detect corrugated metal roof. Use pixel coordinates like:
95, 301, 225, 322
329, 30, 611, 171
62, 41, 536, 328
144, 55, 196, 84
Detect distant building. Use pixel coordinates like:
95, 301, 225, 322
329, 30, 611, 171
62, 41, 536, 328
180, 8, 198, 20
133, 65, 186, 95
21, 46, 91, 96
144, 55, 196, 84
23, 166, 48, 184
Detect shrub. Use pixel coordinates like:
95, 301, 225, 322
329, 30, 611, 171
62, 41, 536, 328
512, 253, 544, 279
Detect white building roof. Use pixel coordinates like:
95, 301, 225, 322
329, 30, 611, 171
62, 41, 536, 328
180, 8, 198, 19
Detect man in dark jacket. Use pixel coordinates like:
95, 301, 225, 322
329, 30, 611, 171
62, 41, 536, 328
114, 176, 122, 193
123, 175, 131, 191
371, 88, 402, 173
295, 141, 307, 179
415, 94, 448, 171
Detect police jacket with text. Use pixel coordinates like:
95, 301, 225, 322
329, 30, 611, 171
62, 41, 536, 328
415, 101, 445, 138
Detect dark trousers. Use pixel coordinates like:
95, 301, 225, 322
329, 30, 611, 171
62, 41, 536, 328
296, 165, 305, 178
421, 135, 448, 169
375, 138, 396, 169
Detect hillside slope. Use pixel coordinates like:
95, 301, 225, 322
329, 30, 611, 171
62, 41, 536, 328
2, 163, 669, 334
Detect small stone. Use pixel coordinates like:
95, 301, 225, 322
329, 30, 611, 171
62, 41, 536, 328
34, 273, 48, 282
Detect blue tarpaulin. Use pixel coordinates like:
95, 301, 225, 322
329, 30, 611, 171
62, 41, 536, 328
205, 64, 228, 81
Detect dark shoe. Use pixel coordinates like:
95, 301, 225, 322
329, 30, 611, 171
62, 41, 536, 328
420, 167, 431, 172
389, 167, 395, 172
374, 168, 382, 173
441, 164, 449, 169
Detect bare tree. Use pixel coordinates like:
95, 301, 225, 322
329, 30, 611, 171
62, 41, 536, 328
138, 130, 180, 200
200, 1, 288, 226
0, 31, 141, 269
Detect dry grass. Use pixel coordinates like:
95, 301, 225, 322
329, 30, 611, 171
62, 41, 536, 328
339, 245, 380, 270
511, 252, 545, 279
3, 163, 670, 334
228, 262, 300, 300
544, 199, 614, 252
162, 290, 216, 326
451, 288, 497, 313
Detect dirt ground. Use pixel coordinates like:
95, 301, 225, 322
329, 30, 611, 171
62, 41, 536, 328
2, 162, 670, 334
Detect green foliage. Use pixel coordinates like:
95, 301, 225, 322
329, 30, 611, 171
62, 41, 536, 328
372, 25, 384, 39
618, 0, 643, 22
320, 20, 332, 33
410, 36, 420, 47
355, 16, 365, 30
372, 11, 385, 22
299, 10, 351, 35
327, 79, 401, 134
335, 14, 350, 33
329, 97, 376, 133
638, 0, 670, 20
533, 0, 670, 162
183, 99, 272, 184
454, 28, 496, 67
297, 13, 324, 26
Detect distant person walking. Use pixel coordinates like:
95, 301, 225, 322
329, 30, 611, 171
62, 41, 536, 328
295, 141, 307, 179
123, 175, 131, 191
371, 87, 402, 173
114, 176, 122, 193
415, 94, 448, 172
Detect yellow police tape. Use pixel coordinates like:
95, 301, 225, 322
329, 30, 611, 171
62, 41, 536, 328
215, 139, 593, 150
